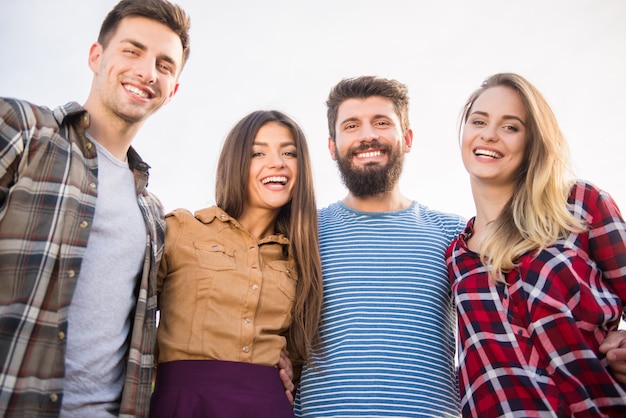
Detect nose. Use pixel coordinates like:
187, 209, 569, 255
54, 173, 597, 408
359, 125, 379, 141
268, 152, 286, 168
480, 124, 498, 142
134, 56, 157, 84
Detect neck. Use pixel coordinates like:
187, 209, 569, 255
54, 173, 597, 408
238, 208, 279, 241
342, 187, 411, 213
83, 101, 143, 161
470, 179, 513, 223
468, 179, 513, 251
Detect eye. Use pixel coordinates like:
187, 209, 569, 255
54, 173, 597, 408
124, 49, 140, 56
470, 119, 486, 126
503, 125, 519, 132
343, 123, 357, 130
157, 62, 174, 74
252, 151, 264, 158
283, 151, 298, 158
374, 120, 390, 127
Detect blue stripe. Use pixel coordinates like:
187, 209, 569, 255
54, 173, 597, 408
295, 202, 465, 417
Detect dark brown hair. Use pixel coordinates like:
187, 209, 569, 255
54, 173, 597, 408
98, 0, 191, 68
326, 75, 410, 140
216, 110, 323, 362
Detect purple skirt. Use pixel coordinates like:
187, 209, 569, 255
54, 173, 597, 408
149, 360, 294, 418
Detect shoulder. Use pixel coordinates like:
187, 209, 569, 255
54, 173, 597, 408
166, 206, 230, 227
162, 208, 196, 245
413, 202, 467, 234
569, 180, 624, 225
0, 98, 48, 129
1, 99, 88, 151
166, 207, 195, 223
1, 98, 83, 127
318, 202, 343, 221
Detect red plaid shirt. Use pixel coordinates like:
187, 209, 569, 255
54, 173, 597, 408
447, 181, 626, 417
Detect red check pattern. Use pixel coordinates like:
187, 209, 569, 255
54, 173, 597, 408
447, 181, 626, 417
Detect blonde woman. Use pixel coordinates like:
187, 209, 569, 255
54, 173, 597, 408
447, 73, 626, 417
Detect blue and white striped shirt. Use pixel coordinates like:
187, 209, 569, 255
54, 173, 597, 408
295, 201, 465, 418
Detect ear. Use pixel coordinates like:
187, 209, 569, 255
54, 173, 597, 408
164, 82, 180, 104
87, 42, 103, 74
403, 129, 413, 153
328, 137, 338, 161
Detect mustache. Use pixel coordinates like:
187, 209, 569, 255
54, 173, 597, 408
353, 139, 390, 153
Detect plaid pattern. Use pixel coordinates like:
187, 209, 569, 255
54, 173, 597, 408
447, 181, 626, 417
0, 98, 165, 418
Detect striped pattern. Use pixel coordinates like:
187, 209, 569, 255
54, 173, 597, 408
295, 202, 465, 418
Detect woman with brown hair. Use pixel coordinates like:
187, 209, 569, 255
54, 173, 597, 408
150, 110, 322, 418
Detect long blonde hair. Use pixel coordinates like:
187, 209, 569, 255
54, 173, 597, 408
459, 73, 586, 282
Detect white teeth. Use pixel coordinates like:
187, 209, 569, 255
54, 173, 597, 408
357, 150, 382, 158
124, 85, 149, 98
262, 176, 287, 185
475, 149, 502, 159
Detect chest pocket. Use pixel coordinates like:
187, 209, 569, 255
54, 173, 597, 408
194, 242, 235, 271
265, 260, 297, 301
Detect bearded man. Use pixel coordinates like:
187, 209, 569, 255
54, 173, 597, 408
293, 75, 467, 418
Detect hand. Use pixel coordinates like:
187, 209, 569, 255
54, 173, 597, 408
278, 350, 295, 404
599, 329, 626, 388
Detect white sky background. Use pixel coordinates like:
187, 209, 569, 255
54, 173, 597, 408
1, 0, 625, 220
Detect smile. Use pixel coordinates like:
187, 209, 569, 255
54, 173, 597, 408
124, 84, 152, 99
261, 176, 288, 185
474, 148, 503, 159
356, 150, 383, 159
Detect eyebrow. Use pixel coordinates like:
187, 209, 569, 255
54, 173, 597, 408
339, 114, 392, 126
121, 39, 178, 71
471, 110, 526, 126
253, 140, 296, 147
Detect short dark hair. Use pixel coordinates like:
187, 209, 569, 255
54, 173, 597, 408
98, 0, 191, 68
326, 75, 410, 140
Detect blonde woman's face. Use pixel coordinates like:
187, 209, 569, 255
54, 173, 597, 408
461, 86, 527, 188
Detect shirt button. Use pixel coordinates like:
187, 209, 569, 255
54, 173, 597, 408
58, 331, 66, 341
242, 346, 250, 353
68, 270, 75, 278
517, 330, 523, 336
85, 142, 93, 150
49, 393, 59, 403
79, 221, 89, 228
249, 247, 255, 251
243, 318, 251, 324
251, 285, 259, 291
89, 182, 96, 189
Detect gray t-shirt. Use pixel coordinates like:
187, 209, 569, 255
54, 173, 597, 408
61, 139, 146, 417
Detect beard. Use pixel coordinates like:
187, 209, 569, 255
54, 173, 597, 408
335, 140, 405, 197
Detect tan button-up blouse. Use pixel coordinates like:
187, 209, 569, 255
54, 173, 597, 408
156, 206, 297, 367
